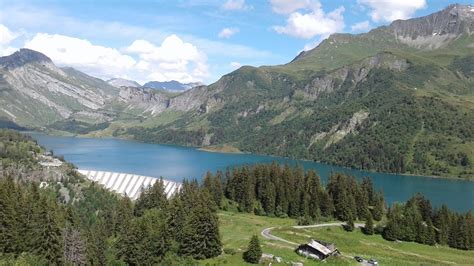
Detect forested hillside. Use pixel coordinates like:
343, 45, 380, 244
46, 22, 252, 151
0, 130, 221, 265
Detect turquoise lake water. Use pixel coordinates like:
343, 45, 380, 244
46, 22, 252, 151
29, 133, 473, 212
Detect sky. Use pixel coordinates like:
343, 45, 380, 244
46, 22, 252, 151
0, 0, 472, 84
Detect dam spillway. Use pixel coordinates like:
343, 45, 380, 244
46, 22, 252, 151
78, 170, 181, 200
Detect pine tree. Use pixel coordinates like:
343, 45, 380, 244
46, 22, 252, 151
33, 197, 63, 265
243, 235, 262, 264
363, 211, 374, 235
212, 171, 224, 208
179, 190, 221, 259
0, 176, 18, 254
134, 178, 168, 216
425, 219, 436, 246
434, 205, 450, 245
86, 218, 107, 265
115, 196, 134, 235
345, 213, 355, 232
372, 191, 384, 221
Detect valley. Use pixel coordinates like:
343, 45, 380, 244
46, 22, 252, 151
1, 5, 473, 179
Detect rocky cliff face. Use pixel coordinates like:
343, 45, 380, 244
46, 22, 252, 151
0, 49, 118, 125
389, 4, 474, 49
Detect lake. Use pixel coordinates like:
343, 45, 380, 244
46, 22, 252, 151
29, 133, 473, 212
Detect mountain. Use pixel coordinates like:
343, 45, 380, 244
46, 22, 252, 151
0, 4, 472, 178
0, 49, 120, 127
107, 78, 141, 88
143, 80, 202, 91
117, 4, 474, 178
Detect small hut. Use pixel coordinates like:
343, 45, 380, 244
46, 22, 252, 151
295, 239, 339, 260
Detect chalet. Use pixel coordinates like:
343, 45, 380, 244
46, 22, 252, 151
295, 239, 339, 260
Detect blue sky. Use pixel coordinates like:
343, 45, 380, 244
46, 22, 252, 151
0, 0, 472, 84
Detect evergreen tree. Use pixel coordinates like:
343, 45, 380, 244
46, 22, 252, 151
212, 171, 224, 207
243, 235, 262, 264
134, 178, 168, 216
345, 213, 355, 232
372, 191, 384, 221
118, 209, 170, 264
179, 190, 221, 259
0, 176, 18, 254
86, 218, 107, 265
33, 197, 63, 265
115, 196, 134, 235
434, 205, 450, 245
363, 211, 374, 235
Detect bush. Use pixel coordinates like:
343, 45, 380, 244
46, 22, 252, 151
223, 248, 236, 255
297, 215, 313, 226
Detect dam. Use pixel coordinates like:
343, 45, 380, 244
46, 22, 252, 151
78, 170, 181, 200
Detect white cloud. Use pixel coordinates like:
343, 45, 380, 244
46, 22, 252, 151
126, 35, 210, 83
222, 0, 251, 11
25, 33, 136, 79
0, 24, 19, 56
270, 0, 319, 14
358, 0, 426, 22
218, 27, 239, 39
274, 5, 345, 39
22, 33, 209, 83
351, 20, 371, 32
0, 24, 17, 46
230, 61, 242, 69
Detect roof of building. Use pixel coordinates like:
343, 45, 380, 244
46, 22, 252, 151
304, 240, 333, 256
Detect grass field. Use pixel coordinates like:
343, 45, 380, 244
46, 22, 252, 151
201, 211, 474, 265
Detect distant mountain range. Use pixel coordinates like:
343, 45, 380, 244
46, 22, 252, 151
0, 4, 472, 178
107, 78, 141, 88
107, 77, 202, 92
143, 80, 203, 91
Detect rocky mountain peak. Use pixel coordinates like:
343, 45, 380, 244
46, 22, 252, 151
0, 48, 53, 70
389, 4, 474, 40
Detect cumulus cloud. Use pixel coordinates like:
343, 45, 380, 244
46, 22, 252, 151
22, 33, 209, 83
25, 33, 136, 78
218, 27, 239, 39
0, 24, 17, 46
358, 0, 426, 22
351, 20, 371, 32
273, 3, 345, 39
0, 24, 19, 56
222, 0, 251, 11
126, 35, 209, 83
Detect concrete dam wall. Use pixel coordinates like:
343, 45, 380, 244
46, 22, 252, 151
78, 170, 181, 200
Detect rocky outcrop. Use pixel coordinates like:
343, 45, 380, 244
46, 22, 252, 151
309, 110, 370, 149
389, 4, 474, 49
300, 53, 409, 100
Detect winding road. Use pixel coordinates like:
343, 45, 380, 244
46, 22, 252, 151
261, 222, 365, 245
